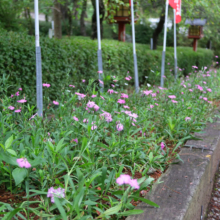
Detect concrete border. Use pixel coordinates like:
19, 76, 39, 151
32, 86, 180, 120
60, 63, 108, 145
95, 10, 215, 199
127, 115, 220, 220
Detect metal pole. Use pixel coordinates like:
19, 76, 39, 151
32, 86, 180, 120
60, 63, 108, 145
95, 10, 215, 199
150, 38, 153, 50
34, 0, 43, 117
174, 9, 178, 81
96, 0, 103, 92
160, 0, 169, 87
131, 0, 139, 93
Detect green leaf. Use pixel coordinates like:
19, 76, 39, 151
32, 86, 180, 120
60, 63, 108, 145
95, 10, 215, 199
54, 197, 67, 220
2, 208, 23, 220
98, 203, 122, 218
0, 151, 18, 166
149, 152, 153, 163
6, 149, 17, 156
12, 168, 28, 186
56, 138, 65, 153
131, 196, 160, 208
118, 209, 144, 216
5, 136, 13, 149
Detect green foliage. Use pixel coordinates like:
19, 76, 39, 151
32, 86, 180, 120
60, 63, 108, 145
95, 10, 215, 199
0, 31, 213, 104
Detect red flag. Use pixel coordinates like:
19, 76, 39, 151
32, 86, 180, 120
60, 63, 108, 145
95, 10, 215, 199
175, 0, 181, 23
169, 0, 177, 9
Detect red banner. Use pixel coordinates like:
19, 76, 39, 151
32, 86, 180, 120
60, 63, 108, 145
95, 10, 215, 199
175, 0, 181, 23
169, 0, 181, 23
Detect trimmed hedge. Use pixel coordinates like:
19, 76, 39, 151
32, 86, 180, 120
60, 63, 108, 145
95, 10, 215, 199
0, 30, 213, 104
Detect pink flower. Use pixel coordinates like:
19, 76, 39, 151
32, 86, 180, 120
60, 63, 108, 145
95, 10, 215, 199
100, 96, 105, 100
143, 90, 152, 96
16, 158, 31, 168
215, 56, 218, 58
10, 94, 14, 98
125, 77, 131, 81
132, 122, 136, 126
29, 113, 37, 120
17, 99, 27, 103
99, 80, 104, 85
15, 92, 19, 96
73, 138, 78, 143
171, 100, 178, 103
69, 85, 75, 88
91, 95, 97, 98
91, 125, 97, 130
150, 105, 154, 109
43, 83, 50, 88
53, 101, 59, 105
8, 106, 15, 110
18, 88, 22, 91
111, 84, 115, 87
161, 142, 165, 150
192, 66, 198, 69
116, 174, 131, 185
15, 109, 21, 113
155, 103, 159, 106
97, 70, 103, 74
203, 97, 207, 101
203, 81, 206, 84
123, 105, 130, 109
151, 93, 156, 97
121, 93, 129, 99
83, 118, 88, 123
207, 88, 212, 92
82, 79, 86, 83
185, 117, 191, 121
73, 116, 79, 121
189, 89, 193, 92
87, 101, 95, 108
117, 99, 126, 104
94, 104, 99, 111
47, 187, 65, 203
167, 62, 170, 65
181, 92, 184, 95
129, 179, 140, 189
168, 95, 176, 99
116, 123, 123, 131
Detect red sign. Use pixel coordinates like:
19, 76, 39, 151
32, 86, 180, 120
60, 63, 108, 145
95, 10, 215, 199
169, 0, 181, 23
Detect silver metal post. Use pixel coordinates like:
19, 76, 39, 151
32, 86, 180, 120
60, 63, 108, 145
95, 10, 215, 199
150, 38, 153, 50
34, 0, 43, 117
131, 0, 139, 93
96, 0, 103, 92
174, 9, 178, 81
160, 0, 169, 87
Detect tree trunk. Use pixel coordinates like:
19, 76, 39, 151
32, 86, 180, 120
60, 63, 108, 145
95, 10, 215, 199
152, 8, 165, 50
80, 0, 87, 36
91, 0, 105, 39
54, 0, 62, 39
68, 9, 73, 36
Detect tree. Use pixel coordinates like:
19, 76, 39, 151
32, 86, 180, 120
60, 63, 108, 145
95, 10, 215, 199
54, 0, 62, 39
80, 0, 87, 36
91, 0, 105, 39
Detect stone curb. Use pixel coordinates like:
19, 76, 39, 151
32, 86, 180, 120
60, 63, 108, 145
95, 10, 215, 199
127, 115, 220, 220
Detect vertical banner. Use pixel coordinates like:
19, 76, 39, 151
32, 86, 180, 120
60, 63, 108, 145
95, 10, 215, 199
169, 0, 181, 23
95, 0, 104, 92
34, 0, 43, 117
160, 0, 169, 87
130, 0, 139, 93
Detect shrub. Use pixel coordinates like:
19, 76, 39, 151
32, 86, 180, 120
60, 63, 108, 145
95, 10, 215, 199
0, 31, 213, 104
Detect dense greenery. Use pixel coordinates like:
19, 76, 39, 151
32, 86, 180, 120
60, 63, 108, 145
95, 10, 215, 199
0, 65, 220, 219
0, 30, 213, 104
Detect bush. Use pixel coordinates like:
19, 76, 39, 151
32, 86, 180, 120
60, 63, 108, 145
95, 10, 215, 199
0, 31, 213, 104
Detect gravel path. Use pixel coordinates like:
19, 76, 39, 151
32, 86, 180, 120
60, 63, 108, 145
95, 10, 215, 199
205, 166, 220, 220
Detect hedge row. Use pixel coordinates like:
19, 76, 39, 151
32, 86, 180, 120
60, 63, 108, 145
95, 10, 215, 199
0, 30, 213, 104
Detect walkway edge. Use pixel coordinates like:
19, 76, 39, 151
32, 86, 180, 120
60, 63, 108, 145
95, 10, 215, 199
127, 115, 220, 220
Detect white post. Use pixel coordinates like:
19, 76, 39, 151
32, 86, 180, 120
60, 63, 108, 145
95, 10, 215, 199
131, 0, 139, 93
96, 0, 103, 92
160, 0, 169, 87
174, 9, 178, 81
34, 0, 43, 117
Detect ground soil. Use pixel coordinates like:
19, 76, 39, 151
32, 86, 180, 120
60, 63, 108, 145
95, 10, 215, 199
205, 165, 220, 220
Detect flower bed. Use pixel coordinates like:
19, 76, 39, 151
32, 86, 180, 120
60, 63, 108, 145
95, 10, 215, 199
0, 65, 220, 219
